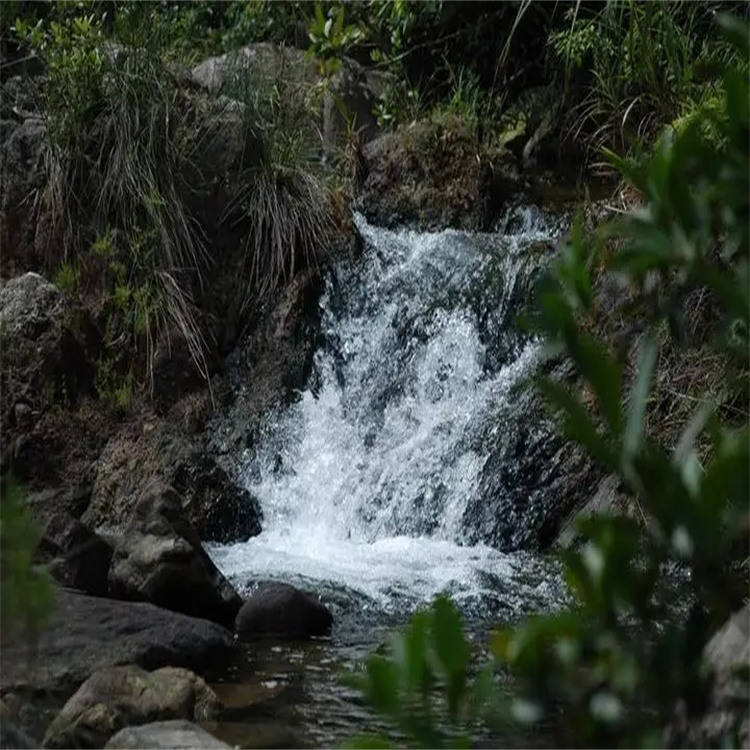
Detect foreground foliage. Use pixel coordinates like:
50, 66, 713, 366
0, 477, 56, 640
351, 13, 749, 748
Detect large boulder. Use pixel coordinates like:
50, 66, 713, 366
235, 582, 333, 641
0, 274, 98, 475
0, 589, 234, 695
108, 480, 243, 627
105, 720, 230, 749
43, 665, 222, 749
355, 112, 519, 231
84, 422, 262, 544
36, 511, 113, 597
463, 380, 600, 552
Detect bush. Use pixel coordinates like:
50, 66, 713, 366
351, 13, 748, 748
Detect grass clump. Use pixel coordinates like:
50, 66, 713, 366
12, 4, 336, 397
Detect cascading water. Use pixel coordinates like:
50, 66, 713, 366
210, 207, 573, 621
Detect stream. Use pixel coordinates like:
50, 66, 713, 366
207, 208, 573, 747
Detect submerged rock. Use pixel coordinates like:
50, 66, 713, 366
235, 582, 333, 641
108, 480, 242, 627
0, 589, 234, 695
43, 665, 222, 749
105, 720, 230, 749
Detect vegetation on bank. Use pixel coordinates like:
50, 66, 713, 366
1, 1, 748, 747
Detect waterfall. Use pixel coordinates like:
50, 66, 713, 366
209, 208, 571, 618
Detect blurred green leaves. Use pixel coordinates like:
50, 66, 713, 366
0, 476, 56, 638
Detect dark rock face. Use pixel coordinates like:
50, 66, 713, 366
0, 78, 50, 274
105, 720, 230, 749
0, 274, 98, 476
210, 268, 325, 460
108, 480, 242, 627
36, 512, 113, 597
42, 665, 222, 749
235, 582, 333, 641
0, 589, 234, 695
84, 422, 262, 544
463, 382, 600, 552
0, 700, 36, 749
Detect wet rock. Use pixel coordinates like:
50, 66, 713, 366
36, 512, 113, 596
464, 382, 600, 551
210, 268, 325, 460
85, 422, 261, 544
0, 589, 234, 695
105, 720, 230, 749
356, 113, 519, 231
108, 480, 242, 627
0, 274, 98, 474
665, 605, 750, 748
0, 699, 36, 749
235, 582, 333, 641
43, 665, 222, 749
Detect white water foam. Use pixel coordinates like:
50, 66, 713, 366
209, 209, 569, 616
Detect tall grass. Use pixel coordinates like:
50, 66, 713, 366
548, 1, 746, 161
16, 6, 336, 393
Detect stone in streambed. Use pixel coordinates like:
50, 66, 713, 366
105, 720, 231, 749
235, 582, 333, 641
42, 665, 222, 749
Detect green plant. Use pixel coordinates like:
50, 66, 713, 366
351, 13, 748, 748
15, 9, 211, 390
0, 475, 56, 640
549, 1, 745, 158
54, 260, 80, 294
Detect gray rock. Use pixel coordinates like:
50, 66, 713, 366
190, 43, 315, 96
235, 582, 333, 641
323, 57, 393, 160
0, 273, 97, 475
105, 720, 230, 749
108, 480, 242, 627
0, 108, 49, 268
665, 604, 750, 748
43, 665, 222, 749
0, 588, 234, 694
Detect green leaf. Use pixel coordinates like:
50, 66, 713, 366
348, 735, 393, 749
623, 334, 657, 459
